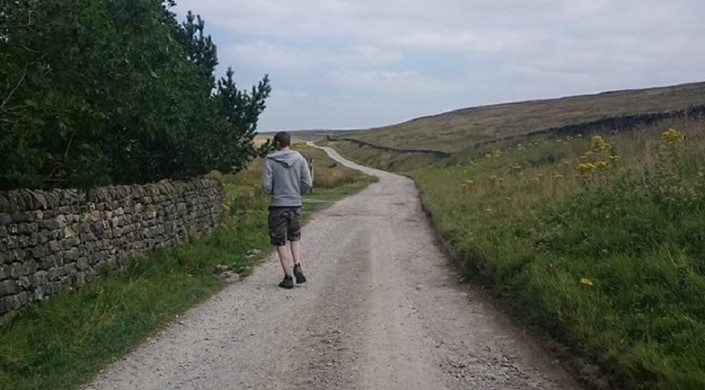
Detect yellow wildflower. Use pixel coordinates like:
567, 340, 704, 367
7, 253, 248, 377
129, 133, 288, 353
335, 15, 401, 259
489, 174, 504, 185
591, 135, 611, 151
660, 128, 684, 145
576, 163, 598, 173
580, 277, 594, 287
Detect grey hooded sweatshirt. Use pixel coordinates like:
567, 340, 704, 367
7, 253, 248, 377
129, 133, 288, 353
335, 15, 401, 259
261, 149, 312, 207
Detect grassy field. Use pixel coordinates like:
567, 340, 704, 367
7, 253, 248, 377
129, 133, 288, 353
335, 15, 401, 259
411, 118, 705, 389
346, 81, 705, 153
0, 142, 374, 390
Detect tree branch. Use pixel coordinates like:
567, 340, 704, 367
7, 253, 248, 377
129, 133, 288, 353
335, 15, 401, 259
0, 67, 27, 112
0, 22, 34, 30
3, 42, 41, 53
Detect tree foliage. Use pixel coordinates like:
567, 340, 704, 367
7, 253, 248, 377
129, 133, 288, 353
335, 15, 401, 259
0, 0, 271, 190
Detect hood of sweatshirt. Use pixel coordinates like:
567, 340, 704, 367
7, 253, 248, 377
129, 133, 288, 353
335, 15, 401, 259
267, 150, 300, 168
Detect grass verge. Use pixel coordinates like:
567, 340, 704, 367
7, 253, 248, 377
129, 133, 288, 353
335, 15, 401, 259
0, 142, 374, 390
412, 118, 705, 389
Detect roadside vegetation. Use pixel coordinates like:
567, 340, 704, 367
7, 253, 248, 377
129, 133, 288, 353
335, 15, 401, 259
0, 142, 375, 390
326, 109, 705, 388
411, 118, 705, 389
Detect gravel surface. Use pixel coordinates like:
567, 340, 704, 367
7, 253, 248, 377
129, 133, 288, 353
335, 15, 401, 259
85, 145, 580, 390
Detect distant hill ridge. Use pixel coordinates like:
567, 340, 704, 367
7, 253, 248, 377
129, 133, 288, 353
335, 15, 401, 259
346, 81, 705, 154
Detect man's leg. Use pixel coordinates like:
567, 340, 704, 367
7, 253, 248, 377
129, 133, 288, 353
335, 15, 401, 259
288, 208, 306, 284
291, 240, 306, 284
288, 208, 303, 265
290, 240, 302, 266
277, 245, 292, 276
276, 245, 294, 289
269, 208, 294, 288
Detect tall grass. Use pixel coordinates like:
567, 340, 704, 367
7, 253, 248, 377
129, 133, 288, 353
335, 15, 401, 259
0, 144, 374, 390
413, 119, 705, 389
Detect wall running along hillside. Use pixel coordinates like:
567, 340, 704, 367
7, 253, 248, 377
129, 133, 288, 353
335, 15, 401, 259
472, 104, 705, 150
0, 178, 224, 325
326, 135, 452, 158
334, 105, 705, 160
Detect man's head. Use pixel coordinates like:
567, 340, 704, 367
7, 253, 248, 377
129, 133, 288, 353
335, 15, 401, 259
273, 131, 291, 151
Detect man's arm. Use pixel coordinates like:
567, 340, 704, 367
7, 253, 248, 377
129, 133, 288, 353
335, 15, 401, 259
261, 159, 273, 195
300, 157, 312, 195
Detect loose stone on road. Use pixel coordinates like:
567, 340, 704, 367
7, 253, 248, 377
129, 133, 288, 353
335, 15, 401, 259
85, 145, 580, 390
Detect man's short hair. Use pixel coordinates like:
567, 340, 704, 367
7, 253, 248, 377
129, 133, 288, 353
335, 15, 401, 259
273, 131, 291, 148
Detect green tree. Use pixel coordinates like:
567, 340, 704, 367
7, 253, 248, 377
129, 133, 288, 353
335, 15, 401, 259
177, 11, 218, 88
174, 9, 273, 174
215, 68, 272, 170
0, 0, 271, 190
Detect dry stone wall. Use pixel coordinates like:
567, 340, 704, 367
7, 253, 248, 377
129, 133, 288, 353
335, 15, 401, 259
474, 105, 705, 150
0, 178, 224, 325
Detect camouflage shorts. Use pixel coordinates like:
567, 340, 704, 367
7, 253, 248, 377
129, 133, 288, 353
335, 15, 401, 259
268, 207, 302, 246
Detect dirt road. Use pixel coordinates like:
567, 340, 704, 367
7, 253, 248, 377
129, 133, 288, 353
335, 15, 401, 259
85, 146, 579, 390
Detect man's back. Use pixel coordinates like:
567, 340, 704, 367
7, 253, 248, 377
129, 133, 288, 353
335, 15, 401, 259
261, 149, 312, 207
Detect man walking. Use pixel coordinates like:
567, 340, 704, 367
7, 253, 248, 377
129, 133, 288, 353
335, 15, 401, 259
261, 132, 313, 288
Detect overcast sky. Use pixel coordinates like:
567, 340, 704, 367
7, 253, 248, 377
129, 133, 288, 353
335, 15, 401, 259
172, 0, 705, 132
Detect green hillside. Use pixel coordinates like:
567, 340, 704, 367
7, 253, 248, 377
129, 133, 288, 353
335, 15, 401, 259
346, 81, 705, 153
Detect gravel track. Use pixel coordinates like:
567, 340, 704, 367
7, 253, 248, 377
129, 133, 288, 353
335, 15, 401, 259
85, 145, 580, 390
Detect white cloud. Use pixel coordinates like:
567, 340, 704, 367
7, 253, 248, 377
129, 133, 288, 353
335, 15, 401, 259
172, 0, 705, 131
325, 69, 457, 94
272, 90, 311, 99
258, 90, 454, 131
393, 30, 526, 55
221, 42, 402, 71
